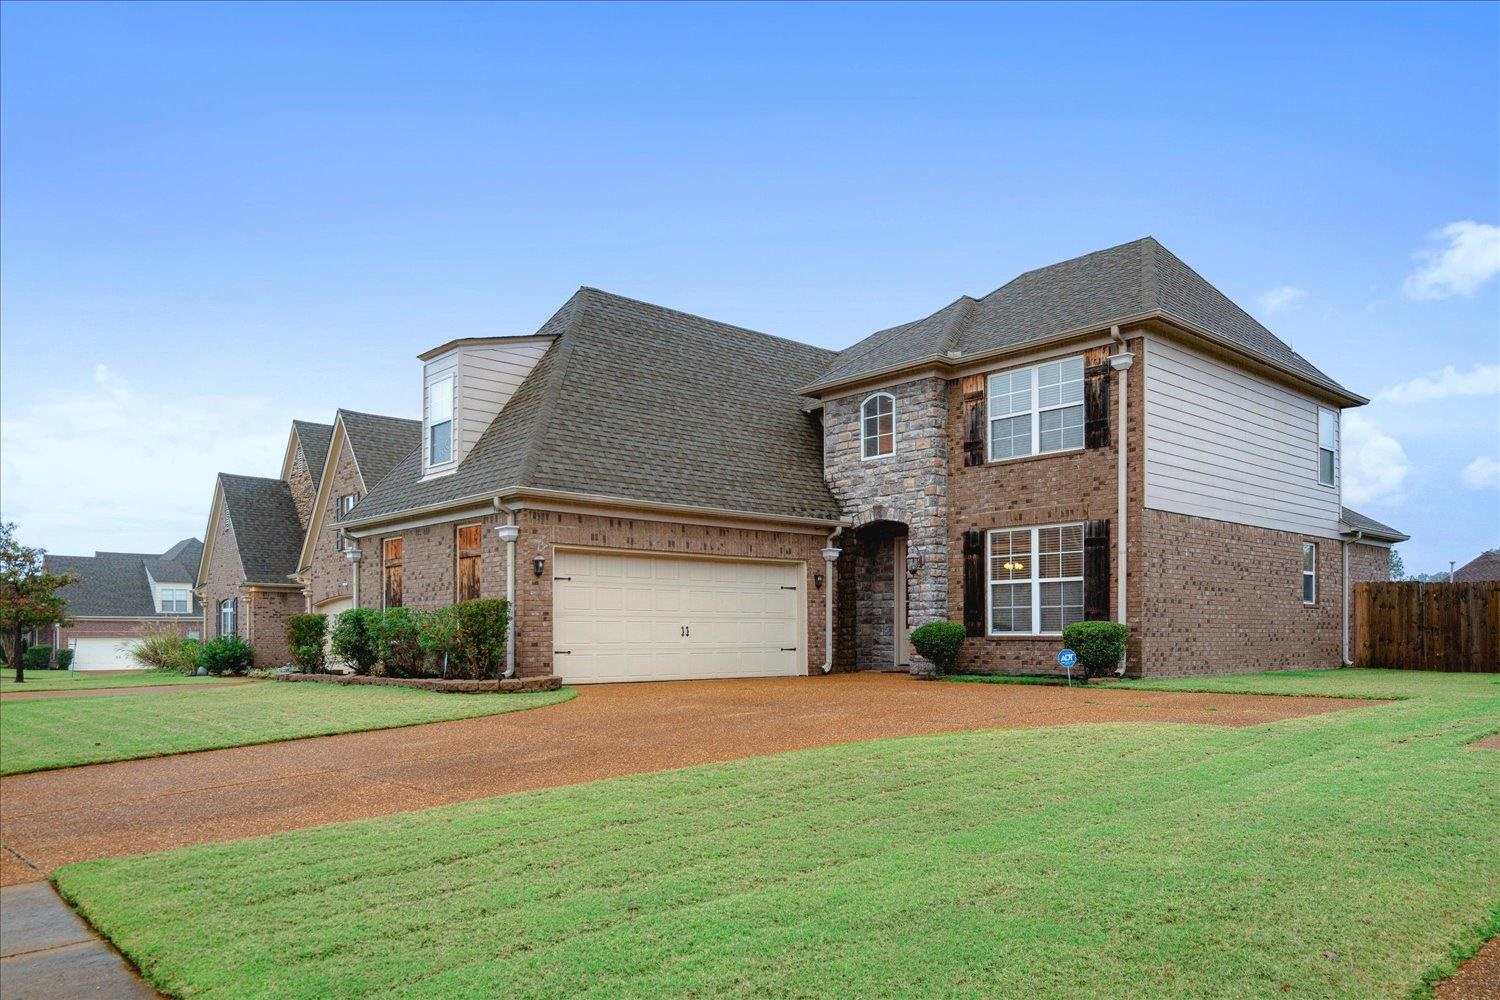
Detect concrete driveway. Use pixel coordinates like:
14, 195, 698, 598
0, 673, 1377, 883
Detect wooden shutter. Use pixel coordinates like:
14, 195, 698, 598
383, 537, 404, 609
1084, 346, 1111, 450
1083, 519, 1110, 620
960, 375, 987, 467
456, 524, 482, 602
963, 530, 985, 636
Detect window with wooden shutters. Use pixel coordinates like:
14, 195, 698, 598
456, 524, 482, 602
987, 356, 1085, 462
383, 537, 404, 609
986, 523, 1085, 635
1083, 347, 1111, 449
962, 530, 984, 635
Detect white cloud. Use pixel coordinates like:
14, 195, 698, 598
1462, 456, 1500, 490
1342, 411, 1411, 505
1257, 285, 1308, 316
1376, 363, 1500, 404
1402, 221, 1500, 300
0, 366, 299, 554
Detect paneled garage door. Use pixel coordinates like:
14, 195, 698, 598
70, 637, 141, 671
552, 550, 804, 683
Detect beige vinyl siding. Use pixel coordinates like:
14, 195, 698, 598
1144, 336, 1342, 539
420, 340, 550, 477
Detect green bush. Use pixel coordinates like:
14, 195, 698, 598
909, 622, 967, 674
55, 648, 74, 670
376, 607, 429, 677
447, 599, 510, 681
130, 626, 201, 673
198, 634, 254, 676
23, 645, 53, 670
330, 608, 381, 676
1062, 621, 1129, 681
418, 606, 459, 676
285, 614, 328, 673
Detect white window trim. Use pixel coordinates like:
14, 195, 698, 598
159, 587, 190, 614
425, 373, 456, 471
1316, 407, 1337, 489
860, 391, 896, 461
985, 522, 1086, 637
986, 356, 1086, 464
1302, 542, 1318, 605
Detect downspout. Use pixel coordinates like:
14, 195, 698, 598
495, 508, 520, 680
1109, 327, 1135, 677
345, 542, 362, 608
819, 530, 843, 674
1342, 530, 1363, 666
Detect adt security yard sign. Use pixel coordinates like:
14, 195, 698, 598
1058, 648, 1078, 686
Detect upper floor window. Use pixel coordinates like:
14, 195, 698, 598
159, 587, 190, 614
1317, 408, 1336, 487
1302, 542, 1317, 604
988, 356, 1085, 462
427, 374, 454, 467
988, 524, 1085, 636
861, 392, 895, 459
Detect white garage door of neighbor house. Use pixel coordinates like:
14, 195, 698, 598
552, 551, 805, 683
70, 637, 141, 670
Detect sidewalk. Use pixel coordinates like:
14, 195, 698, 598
0, 882, 158, 998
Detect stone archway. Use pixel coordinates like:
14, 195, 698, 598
847, 519, 911, 672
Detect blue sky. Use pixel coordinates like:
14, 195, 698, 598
2, 1, 1496, 572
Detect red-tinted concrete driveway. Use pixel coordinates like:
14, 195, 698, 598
0, 673, 1378, 883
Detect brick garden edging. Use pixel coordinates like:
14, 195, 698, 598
276, 673, 561, 694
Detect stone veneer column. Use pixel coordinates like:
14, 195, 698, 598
823, 376, 950, 675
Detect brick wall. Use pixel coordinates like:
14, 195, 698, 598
246, 588, 302, 667
358, 508, 833, 679
199, 506, 245, 642
1349, 542, 1392, 583
943, 337, 1146, 675
287, 441, 316, 532
1135, 508, 1344, 675
307, 437, 365, 609
33, 618, 201, 665
852, 526, 899, 670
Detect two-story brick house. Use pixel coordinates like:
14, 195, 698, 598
336, 237, 1404, 681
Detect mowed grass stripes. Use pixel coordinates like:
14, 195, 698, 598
54, 671, 1500, 999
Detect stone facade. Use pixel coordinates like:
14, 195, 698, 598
823, 377, 949, 672
1348, 542, 1392, 583
306, 436, 366, 610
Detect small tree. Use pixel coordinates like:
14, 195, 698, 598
909, 621, 967, 674
1388, 547, 1406, 581
0, 523, 77, 683
285, 614, 328, 673
330, 608, 381, 675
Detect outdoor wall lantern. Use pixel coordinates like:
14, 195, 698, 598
814, 571, 825, 589
906, 547, 923, 575
532, 555, 546, 577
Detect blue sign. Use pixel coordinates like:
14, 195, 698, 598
1057, 648, 1078, 668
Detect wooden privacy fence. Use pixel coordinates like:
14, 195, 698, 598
1352, 582, 1499, 672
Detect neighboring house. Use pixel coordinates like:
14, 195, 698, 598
1452, 549, 1500, 582
34, 538, 204, 669
294, 409, 422, 620
327, 236, 1403, 681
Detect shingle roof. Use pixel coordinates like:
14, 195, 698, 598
293, 421, 335, 493
218, 474, 305, 585
348, 288, 840, 525
1452, 550, 1500, 583
807, 237, 1360, 401
45, 539, 203, 618
1340, 507, 1409, 542
338, 410, 421, 492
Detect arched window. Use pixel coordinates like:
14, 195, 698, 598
861, 392, 895, 459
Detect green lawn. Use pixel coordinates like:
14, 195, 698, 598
1, 683, 576, 775
0, 671, 232, 693
53, 670, 1499, 1000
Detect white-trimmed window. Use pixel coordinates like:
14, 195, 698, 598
159, 587, 190, 614
988, 356, 1085, 462
987, 524, 1085, 635
218, 598, 238, 637
861, 392, 895, 459
1317, 408, 1336, 487
426, 374, 455, 467
1302, 542, 1317, 604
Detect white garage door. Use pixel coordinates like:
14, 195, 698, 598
70, 637, 141, 671
552, 551, 804, 683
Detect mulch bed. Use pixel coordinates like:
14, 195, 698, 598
275, 673, 560, 694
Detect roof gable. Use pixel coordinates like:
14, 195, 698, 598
46, 537, 203, 618
217, 473, 305, 585
290, 421, 335, 494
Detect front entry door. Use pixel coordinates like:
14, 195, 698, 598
894, 537, 910, 670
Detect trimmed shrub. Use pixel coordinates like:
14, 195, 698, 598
131, 625, 201, 673
55, 648, 74, 670
198, 634, 254, 676
330, 608, 381, 676
23, 645, 53, 671
376, 607, 428, 677
285, 614, 328, 673
417, 606, 460, 677
909, 622, 967, 674
447, 599, 510, 681
1062, 621, 1129, 681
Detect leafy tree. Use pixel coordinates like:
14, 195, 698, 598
1388, 547, 1406, 581
0, 523, 76, 684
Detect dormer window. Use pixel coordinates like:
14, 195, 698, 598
159, 587, 190, 614
861, 392, 895, 460
427, 374, 454, 467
